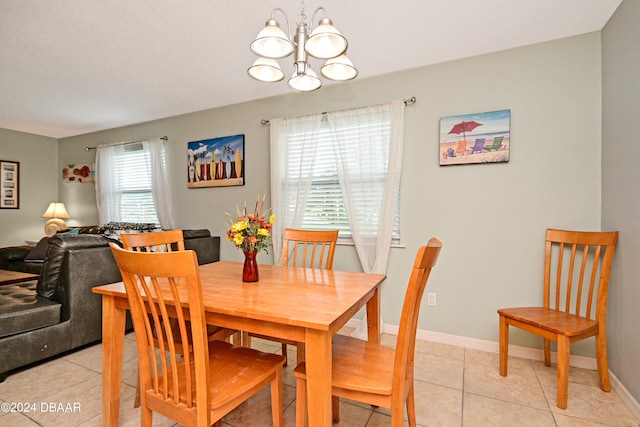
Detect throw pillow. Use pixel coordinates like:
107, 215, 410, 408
58, 229, 80, 235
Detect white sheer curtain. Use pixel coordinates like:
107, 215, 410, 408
270, 101, 406, 339
270, 114, 323, 264
95, 144, 124, 225
327, 100, 405, 339
95, 138, 175, 229
327, 100, 405, 274
145, 138, 175, 229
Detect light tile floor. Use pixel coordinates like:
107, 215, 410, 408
0, 329, 638, 427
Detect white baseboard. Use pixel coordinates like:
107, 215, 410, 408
346, 319, 640, 420
610, 371, 640, 422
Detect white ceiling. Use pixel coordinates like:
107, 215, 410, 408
0, 0, 622, 139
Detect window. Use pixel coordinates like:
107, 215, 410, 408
96, 138, 174, 229
272, 101, 406, 275
278, 113, 401, 243
115, 143, 161, 225
270, 101, 405, 271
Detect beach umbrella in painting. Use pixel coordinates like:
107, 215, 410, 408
448, 120, 483, 140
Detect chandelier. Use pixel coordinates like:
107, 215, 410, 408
247, 3, 357, 92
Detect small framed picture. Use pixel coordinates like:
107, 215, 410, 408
0, 160, 19, 208
439, 109, 511, 166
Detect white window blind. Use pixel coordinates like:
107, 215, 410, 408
285, 117, 400, 242
114, 143, 160, 225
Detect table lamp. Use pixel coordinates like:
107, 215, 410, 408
42, 202, 70, 237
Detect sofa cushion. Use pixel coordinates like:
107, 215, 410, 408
3, 261, 43, 275
184, 235, 220, 265
0, 246, 32, 262
0, 281, 61, 338
182, 229, 211, 239
24, 237, 50, 263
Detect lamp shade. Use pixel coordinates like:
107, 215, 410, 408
247, 57, 285, 82
288, 68, 322, 92
305, 17, 347, 59
250, 19, 294, 59
321, 53, 358, 81
42, 202, 69, 219
42, 202, 69, 237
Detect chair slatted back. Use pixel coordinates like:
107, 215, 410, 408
121, 229, 191, 353
121, 229, 185, 253
393, 238, 441, 394
110, 243, 210, 424
544, 229, 618, 322
282, 229, 339, 270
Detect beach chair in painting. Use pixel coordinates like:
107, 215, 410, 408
484, 136, 504, 151
455, 140, 468, 156
470, 138, 486, 154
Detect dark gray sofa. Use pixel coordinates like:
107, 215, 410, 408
0, 245, 44, 274
0, 229, 220, 381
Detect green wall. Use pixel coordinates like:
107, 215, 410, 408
602, 0, 640, 406
56, 33, 603, 355
0, 128, 58, 246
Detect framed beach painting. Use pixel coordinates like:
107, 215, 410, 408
187, 134, 245, 188
439, 109, 510, 166
1, 160, 19, 209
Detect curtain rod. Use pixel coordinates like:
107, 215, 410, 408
260, 96, 416, 126
85, 136, 168, 151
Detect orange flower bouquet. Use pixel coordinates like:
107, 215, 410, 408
226, 192, 275, 281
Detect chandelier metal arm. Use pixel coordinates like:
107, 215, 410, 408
309, 7, 327, 30
269, 6, 328, 47
270, 7, 292, 40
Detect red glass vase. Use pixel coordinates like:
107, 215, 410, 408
242, 250, 259, 282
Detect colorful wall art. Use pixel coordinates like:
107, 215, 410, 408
439, 109, 511, 166
187, 134, 245, 188
62, 164, 94, 183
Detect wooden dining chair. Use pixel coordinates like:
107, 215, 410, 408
281, 228, 339, 270
110, 244, 285, 427
294, 238, 442, 427
498, 229, 618, 409
120, 229, 186, 253
243, 228, 339, 366
121, 230, 239, 408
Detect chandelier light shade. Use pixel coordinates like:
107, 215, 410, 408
250, 17, 294, 59
248, 57, 285, 82
288, 67, 322, 91
305, 17, 347, 59
248, 5, 357, 92
42, 202, 70, 237
320, 53, 357, 81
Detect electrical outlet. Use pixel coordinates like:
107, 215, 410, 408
427, 292, 436, 306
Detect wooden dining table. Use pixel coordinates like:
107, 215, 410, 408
93, 260, 385, 427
